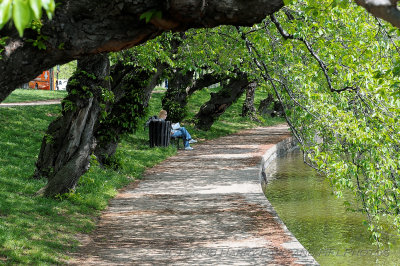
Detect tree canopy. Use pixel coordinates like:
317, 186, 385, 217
237, 2, 400, 245
2, 0, 400, 101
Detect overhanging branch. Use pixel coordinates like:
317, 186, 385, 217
270, 14, 358, 94
355, 0, 400, 29
0, 0, 285, 102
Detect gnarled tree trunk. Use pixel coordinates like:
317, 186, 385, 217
195, 72, 250, 130
241, 81, 259, 121
93, 61, 167, 166
258, 93, 274, 115
161, 69, 194, 122
34, 54, 110, 197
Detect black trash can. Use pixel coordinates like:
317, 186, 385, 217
149, 120, 171, 147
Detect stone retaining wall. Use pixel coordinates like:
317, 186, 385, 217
260, 136, 298, 193
258, 137, 319, 265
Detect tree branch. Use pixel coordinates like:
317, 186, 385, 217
187, 72, 229, 96
354, 0, 400, 29
269, 14, 358, 94
0, 0, 285, 102
236, 26, 304, 146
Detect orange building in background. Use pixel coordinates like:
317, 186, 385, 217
28, 69, 56, 90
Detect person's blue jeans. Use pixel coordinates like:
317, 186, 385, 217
172, 127, 191, 148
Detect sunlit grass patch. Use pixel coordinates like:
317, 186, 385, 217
3, 89, 67, 103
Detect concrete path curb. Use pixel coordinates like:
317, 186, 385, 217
70, 125, 318, 265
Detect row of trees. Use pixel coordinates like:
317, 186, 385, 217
1, 0, 400, 244
33, 30, 273, 195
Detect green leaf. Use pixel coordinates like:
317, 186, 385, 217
392, 66, 400, 77
41, 0, 54, 19
139, 9, 162, 23
29, 0, 42, 19
140, 11, 154, 23
13, 0, 32, 37
0, 0, 13, 29
48, 0, 55, 15
41, 0, 50, 9
338, 0, 349, 8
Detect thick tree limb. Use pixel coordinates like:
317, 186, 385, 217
194, 71, 251, 130
0, 0, 284, 102
187, 72, 229, 96
355, 0, 400, 29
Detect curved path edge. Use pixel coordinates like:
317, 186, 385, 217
259, 137, 318, 265
69, 125, 318, 265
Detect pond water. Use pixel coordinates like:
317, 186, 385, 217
264, 150, 400, 266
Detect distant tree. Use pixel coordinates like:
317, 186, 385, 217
58, 61, 77, 80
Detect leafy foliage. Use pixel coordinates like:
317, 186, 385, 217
58, 61, 77, 80
1, 0, 399, 248
161, 95, 188, 122
96, 64, 150, 144
236, 1, 400, 245
0, 0, 55, 36
139, 9, 162, 23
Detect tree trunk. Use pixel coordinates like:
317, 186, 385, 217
93, 61, 167, 166
34, 54, 110, 197
195, 72, 250, 131
241, 81, 259, 121
161, 69, 194, 122
258, 93, 274, 115
272, 100, 285, 117
0, 0, 283, 102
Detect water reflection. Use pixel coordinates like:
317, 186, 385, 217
264, 150, 400, 266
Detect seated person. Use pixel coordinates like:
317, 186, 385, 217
158, 110, 197, 150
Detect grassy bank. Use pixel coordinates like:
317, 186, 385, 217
2, 89, 67, 103
0, 88, 284, 264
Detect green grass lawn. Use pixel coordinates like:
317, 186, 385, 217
2, 89, 68, 103
0, 87, 284, 264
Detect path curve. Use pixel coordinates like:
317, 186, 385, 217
69, 125, 318, 265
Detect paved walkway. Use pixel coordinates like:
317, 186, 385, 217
0, 99, 61, 107
70, 125, 318, 265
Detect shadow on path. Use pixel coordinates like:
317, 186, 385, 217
69, 125, 318, 265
